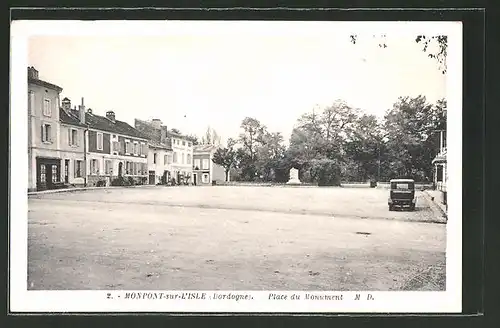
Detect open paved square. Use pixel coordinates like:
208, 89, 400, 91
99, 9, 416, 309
28, 186, 446, 291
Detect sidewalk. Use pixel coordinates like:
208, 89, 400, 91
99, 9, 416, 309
28, 184, 156, 196
422, 190, 448, 221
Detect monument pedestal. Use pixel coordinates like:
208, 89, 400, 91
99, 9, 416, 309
286, 168, 302, 185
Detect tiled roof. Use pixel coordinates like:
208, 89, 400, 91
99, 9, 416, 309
59, 108, 86, 127
149, 140, 173, 151
65, 109, 149, 140
194, 144, 218, 153
28, 77, 63, 92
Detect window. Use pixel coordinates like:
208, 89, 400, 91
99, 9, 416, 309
202, 158, 210, 170
187, 154, 192, 165
97, 133, 103, 150
182, 153, 185, 164
164, 154, 168, 165
41, 124, 52, 143
436, 165, 443, 182
194, 159, 201, 170
173, 152, 178, 163
40, 164, 46, 182
105, 160, 112, 175
202, 173, 209, 184
74, 160, 83, 178
188, 142, 192, 147
153, 153, 157, 164
51, 165, 58, 183
113, 141, 120, 152
125, 141, 131, 154
43, 99, 51, 116
166, 154, 172, 164
182, 141, 186, 146
141, 144, 148, 156
134, 143, 139, 155
69, 128, 78, 146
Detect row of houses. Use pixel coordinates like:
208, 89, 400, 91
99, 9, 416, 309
28, 66, 227, 192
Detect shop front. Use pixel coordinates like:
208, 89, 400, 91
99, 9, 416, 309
36, 156, 62, 191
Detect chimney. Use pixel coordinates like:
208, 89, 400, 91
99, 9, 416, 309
78, 97, 85, 124
61, 97, 71, 111
160, 125, 169, 144
27, 66, 39, 80
87, 108, 92, 114
106, 111, 116, 122
151, 119, 162, 129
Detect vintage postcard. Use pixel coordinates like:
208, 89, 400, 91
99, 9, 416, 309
10, 19, 462, 313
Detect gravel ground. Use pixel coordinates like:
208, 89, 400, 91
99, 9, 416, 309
28, 186, 446, 291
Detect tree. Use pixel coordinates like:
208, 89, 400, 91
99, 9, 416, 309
383, 95, 446, 180
286, 101, 361, 182
212, 138, 237, 182
349, 34, 448, 74
235, 117, 267, 181
255, 131, 286, 181
185, 134, 200, 145
201, 126, 222, 146
344, 114, 384, 181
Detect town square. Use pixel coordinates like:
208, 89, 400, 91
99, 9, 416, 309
23, 24, 450, 294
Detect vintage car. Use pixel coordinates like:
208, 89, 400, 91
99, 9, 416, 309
388, 178, 416, 211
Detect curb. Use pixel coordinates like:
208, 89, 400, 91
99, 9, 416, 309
422, 190, 447, 222
28, 185, 156, 196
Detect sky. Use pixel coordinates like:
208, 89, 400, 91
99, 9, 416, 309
28, 24, 446, 145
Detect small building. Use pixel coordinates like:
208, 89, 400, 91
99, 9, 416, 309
148, 141, 173, 185
432, 130, 447, 205
192, 144, 227, 185
135, 118, 193, 185
59, 98, 87, 187
27, 67, 64, 191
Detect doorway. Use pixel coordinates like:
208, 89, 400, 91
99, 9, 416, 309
36, 157, 60, 191
149, 170, 156, 185
64, 159, 69, 183
193, 173, 197, 186
118, 162, 123, 177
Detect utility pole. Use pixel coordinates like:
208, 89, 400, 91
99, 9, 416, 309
377, 145, 381, 182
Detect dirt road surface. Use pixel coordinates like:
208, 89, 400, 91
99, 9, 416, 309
28, 186, 446, 291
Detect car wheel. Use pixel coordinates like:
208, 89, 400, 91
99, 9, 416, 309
389, 205, 393, 211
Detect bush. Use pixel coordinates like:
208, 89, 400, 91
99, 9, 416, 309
311, 158, 342, 186
96, 180, 106, 187
127, 176, 135, 186
110, 176, 131, 186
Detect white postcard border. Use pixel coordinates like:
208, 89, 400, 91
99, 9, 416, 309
10, 20, 463, 314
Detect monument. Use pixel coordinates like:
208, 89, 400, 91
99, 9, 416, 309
286, 167, 302, 185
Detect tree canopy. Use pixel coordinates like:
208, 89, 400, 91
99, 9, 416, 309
226, 96, 446, 185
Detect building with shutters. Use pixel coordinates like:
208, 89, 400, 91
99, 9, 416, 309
61, 98, 149, 187
192, 144, 227, 185
134, 118, 193, 185
27, 67, 65, 191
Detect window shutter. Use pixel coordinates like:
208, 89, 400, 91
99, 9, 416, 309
41, 125, 44, 142
68, 128, 72, 145
48, 125, 52, 142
